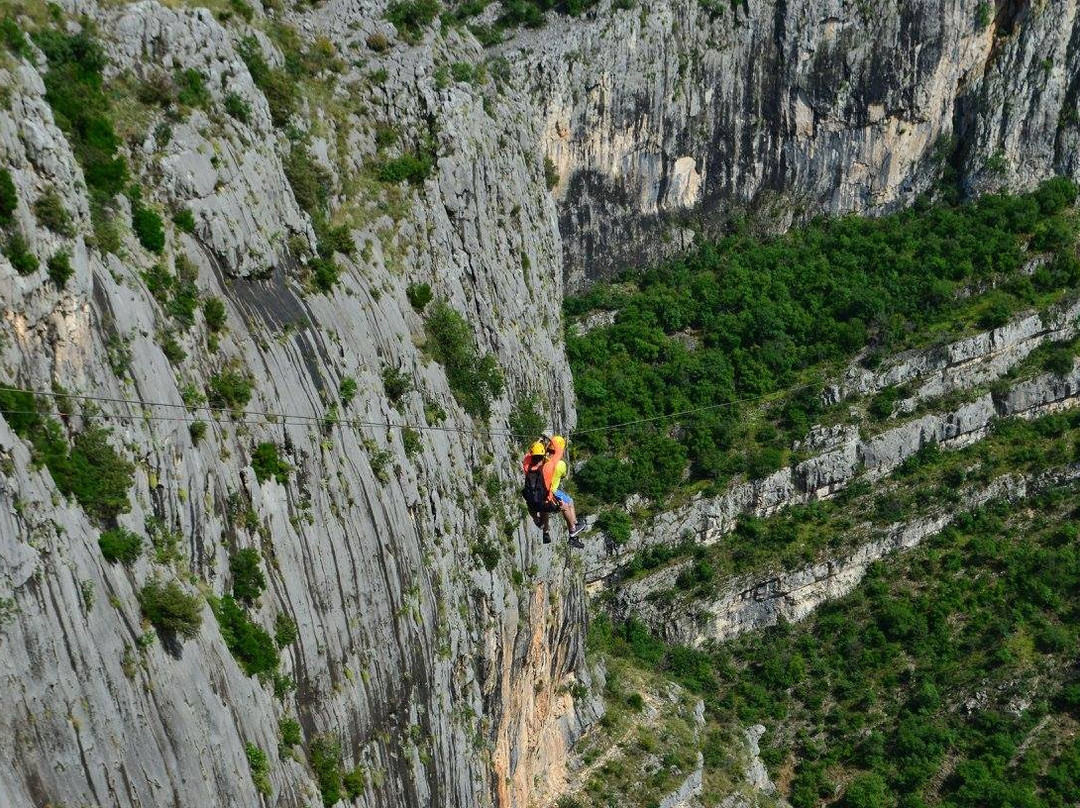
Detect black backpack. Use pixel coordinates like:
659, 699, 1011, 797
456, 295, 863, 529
522, 463, 549, 509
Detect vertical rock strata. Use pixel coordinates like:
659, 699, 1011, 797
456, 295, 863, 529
0, 3, 584, 806
520, 0, 1080, 283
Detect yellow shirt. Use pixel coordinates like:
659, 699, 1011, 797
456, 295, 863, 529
550, 459, 567, 492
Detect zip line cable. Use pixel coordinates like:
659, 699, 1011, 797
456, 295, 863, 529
0, 384, 527, 438
0, 377, 827, 442
571, 380, 825, 435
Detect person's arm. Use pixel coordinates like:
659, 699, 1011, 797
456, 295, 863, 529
551, 459, 567, 492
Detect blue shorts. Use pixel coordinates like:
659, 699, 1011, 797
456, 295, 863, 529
554, 490, 572, 506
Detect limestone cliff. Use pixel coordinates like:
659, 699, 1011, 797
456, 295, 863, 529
0, 2, 587, 806
522, 0, 1080, 283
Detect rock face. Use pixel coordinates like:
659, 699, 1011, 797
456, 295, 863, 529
0, 3, 584, 807
520, 0, 1080, 284
827, 296, 1080, 408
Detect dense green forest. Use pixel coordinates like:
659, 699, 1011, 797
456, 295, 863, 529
590, 483, 1080, 808
564, 181, 1080, 508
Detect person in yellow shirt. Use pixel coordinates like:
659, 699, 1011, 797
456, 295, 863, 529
521, 434, 586, 547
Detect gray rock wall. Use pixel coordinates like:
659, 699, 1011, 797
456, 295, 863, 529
514, 0, 1080, 283
0, 3, 586, 806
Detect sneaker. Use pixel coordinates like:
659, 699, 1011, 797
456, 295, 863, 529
568, 536, 585, 550
542, 530, 551, 545
569, 520, 588, 538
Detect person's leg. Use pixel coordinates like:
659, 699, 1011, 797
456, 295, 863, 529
561, 502, 576, 531
555, 491, 576, 531
541, 510, 551, 543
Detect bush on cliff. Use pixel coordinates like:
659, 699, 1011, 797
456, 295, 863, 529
139, 580, 203, 639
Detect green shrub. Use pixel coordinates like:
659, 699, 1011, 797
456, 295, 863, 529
424, 301, 503, 419
189, 420, 207, 445
173, 208, 196, 234
144, 263, 173, 303
309, 257, 339, 292
230, 548, 267, 603
450, 61, 476, 83
34, 30, 128, 197
161, 332, 186, 364
595, 509, 632, 546
238, 36, 296, 127
141, 515, 182, 565
381, 365, 412, 403
309, 734, 344, 807
144, 260, 199, 327
274, 612, 298, 647
212, 594, 279, 676
386, 0, 440, 42
745, 446, 784, 480
977, 293, 1013, 329
4, 232, 38, 275
171, 257, 200, 327
343, 767, 366, 799
316, 222, 355, 257
224, 92, 251, 123
1034, 177, 1078, 214
279, 716, 302, 747
33, 187, 74, 236
401, 427, 422, 457
207, 367, 254, 410
0, 167, 16, 224
1, 16, 31, 58
244, 743, 272, 797
339, 377, 358, 406
284, 147, 330, 216
129, 187, 166, 254
176, 68, 210, 108
544, 156, 559, 189
47, 250, 73, 288
56, 425, 135, 520
98, 527, 143, 564
376, 152, 434, 184
509, 395, 545, 438
203, 297, 227, 332
406, 281, 433, 312
139, 580, 203, 639
471, 536, 500, 571
374, 123, 398, 148
1044, 344, 1076, 376
229, 0, 255, 21
251, 442, 290, 484
839, 772, 893, 808
868, 386, 901, 420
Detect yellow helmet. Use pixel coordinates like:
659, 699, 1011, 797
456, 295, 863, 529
530, 441, 546, 457
550, 435, 566, 450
